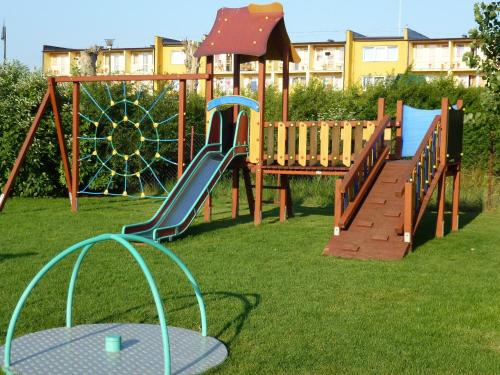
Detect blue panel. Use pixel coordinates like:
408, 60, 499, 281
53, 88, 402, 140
207, 95, 260, 112
402, 105, 441, 157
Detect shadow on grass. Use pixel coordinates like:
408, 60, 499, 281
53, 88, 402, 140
0, 252, 37, 263
412, 202, 482, 250
184, 203, 333, 237
95, 291, 260, 350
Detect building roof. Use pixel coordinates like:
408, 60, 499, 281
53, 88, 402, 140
161, 37, 183, 46
43, 45, 154, 53
194, 3, 300, 63
43, 45, 80, 52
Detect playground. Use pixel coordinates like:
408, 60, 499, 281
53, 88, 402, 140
0, 2, 499, 374
0, 195, 499, 374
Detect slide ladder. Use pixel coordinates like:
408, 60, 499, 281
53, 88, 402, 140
122, 95, 258, 242
324, 101, 463, 260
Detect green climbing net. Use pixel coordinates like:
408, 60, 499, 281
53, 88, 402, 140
78, 82, 179, 198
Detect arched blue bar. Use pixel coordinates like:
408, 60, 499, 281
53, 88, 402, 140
207, 95, 260, 112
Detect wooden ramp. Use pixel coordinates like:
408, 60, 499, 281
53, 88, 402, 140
323, 160, 413, 260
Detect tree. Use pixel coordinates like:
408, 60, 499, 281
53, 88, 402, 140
464, 1, 499, 210
183, 40, 200, 92
78, 45, 101, 76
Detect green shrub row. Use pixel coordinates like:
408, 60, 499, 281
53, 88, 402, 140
0, 61, 496, 197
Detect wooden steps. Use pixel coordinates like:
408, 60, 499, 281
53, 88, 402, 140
323, 160, 413, 260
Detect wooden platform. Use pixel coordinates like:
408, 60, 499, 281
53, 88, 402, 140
323, 160, 413, 260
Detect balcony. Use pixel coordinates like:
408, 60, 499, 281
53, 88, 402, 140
312, 62, 344, 72
412, 62, 450, 71
451, 61, 473, 71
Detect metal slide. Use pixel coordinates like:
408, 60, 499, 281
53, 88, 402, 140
122, 95, 258, 242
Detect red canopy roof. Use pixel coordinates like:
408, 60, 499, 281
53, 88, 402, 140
194, 3, 300, 63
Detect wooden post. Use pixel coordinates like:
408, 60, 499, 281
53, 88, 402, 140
242, 166, 255, 216
403, 181, 414, 244
436, 98, 449, 238
333, 178, 342, 235
285, 175, 293, 217
279, 45, 290, 221
177, 79, 186, 178
232, 168, 239, 220
204, 56, 214, 222
254, 57, 266, 225
451, 166, 460, 231
232, 54, 241, 219
396, 99, 403, 158
71, 82, 80, 212
0, 90, 51, 212
279, 173, 287, 222
48, 78, 72, 201
377, 97, 385, 121
233, 54, 240, 119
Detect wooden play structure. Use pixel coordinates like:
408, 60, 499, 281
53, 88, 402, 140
0, 3, 464, 260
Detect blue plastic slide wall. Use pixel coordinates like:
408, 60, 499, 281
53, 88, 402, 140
401, 105, 441, 157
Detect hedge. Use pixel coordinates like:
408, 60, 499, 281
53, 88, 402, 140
0, 61, 496, 197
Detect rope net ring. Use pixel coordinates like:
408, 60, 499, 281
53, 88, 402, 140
78, 82, 179, 198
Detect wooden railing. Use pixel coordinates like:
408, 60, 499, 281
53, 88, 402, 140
402, 115, 444, 241
254, 120, 395, 168
334, 115, 391, 232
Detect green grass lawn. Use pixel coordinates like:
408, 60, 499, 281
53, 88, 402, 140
0, 192, 499, 374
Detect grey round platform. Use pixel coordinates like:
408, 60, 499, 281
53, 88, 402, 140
0, 323, 227, 375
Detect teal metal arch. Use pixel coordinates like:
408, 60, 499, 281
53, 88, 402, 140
3, 233, 208, 375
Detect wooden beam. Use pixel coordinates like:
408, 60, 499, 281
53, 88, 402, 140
284, 174, 293, 218
71, 82, 80, 212
242, 165, 255, 216
396, 99, 403, 158
282, 45, 290, 122
233, 54, 240, 119
232, 167, 239, 219
377, 97, 385, 121
279, 174, 287, 222
254, 56, 266, 225
403, 181, 414, 244
48, 78, 72, 199
0, 89, 51, 212
451, 167, 460, 231
436, 173, 446, 238
204, 56, 214, 222
54, 73, 210, 83
177, 79, 186, 178
333, 178, 342, 236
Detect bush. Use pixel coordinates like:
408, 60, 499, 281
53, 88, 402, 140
0, 62, 494, 198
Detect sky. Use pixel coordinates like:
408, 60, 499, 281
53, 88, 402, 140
1, 0, 478, 69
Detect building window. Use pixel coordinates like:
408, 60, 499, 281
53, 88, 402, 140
314, 47, 344, 71
362, 46, 399, 62
215, 77, 233, 94
241, 61, 257, 72
171, 51, 186, 65
453, 44, 471, 69
318, 75, 343, 90
132, 52, 153, 74
290, 48, 308, 72
50, 54, 70, 75
361, 75, 385, 88
412, 44, 449, 70
214, 54, 233, 73
290, 76, 307, 86
105, 53, 125, 74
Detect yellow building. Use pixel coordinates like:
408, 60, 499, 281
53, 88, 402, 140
42, 29, 482, 90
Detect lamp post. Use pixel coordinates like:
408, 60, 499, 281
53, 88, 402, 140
104, 39, 114, 75
1, 21, 6, 64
